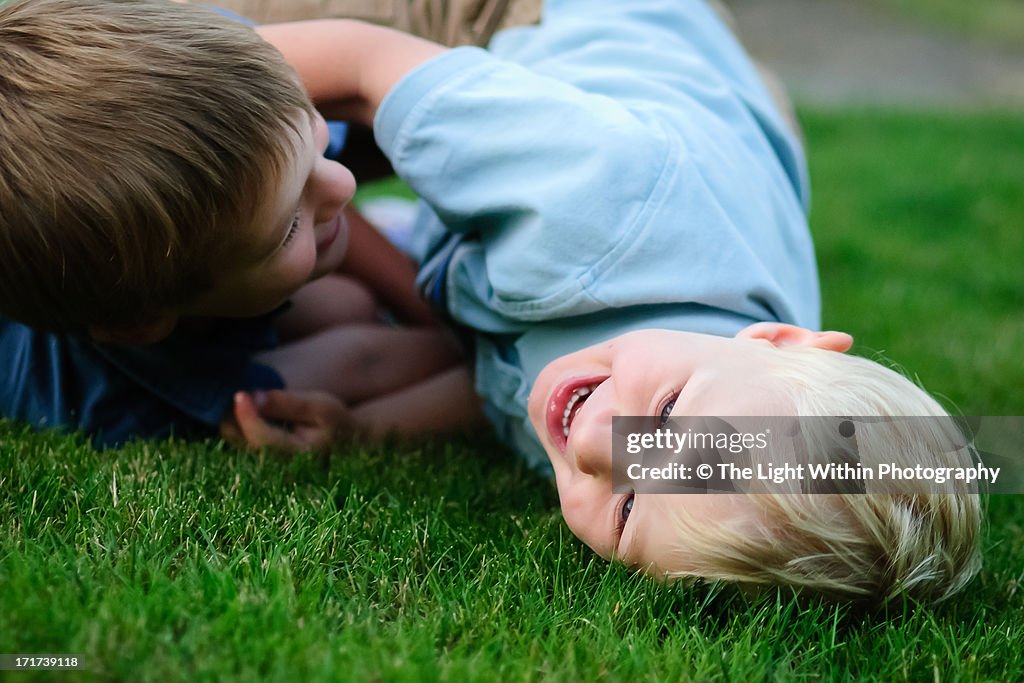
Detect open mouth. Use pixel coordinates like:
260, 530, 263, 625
546, 376, 607, 452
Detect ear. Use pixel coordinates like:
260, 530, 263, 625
736, 322, 853, 353
88, 311, 179, 345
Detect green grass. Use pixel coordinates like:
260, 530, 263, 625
868, 0, 1024, 46
804, 109, 1024, 415
3, 109, 1024, 680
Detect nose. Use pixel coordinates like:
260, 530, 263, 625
570, 404, 614, 478
312, 159, 356, 225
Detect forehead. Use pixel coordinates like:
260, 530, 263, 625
613, 329, 771, 376
680, 370, 795, 417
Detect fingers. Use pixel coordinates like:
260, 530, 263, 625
250, 389, 339, 423
254, 390, 311, 423
232, 391, 304, 452
231, 390, 347, 454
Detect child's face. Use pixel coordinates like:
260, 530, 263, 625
182, 111, 356, 319
527, 329, 790, 574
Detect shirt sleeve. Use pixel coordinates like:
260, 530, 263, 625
375, 48, 677, 321
375, 46, 819, 330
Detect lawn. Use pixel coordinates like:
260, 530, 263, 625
2, 109, 1023, 681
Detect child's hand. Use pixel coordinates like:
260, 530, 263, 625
225, 389, 351, 454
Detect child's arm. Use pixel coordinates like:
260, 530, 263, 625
337, 204, 437, 327
349, 366, 484, 437
229, 365, 482, 452
256, 20, 447, 126
256, 323, 462, 404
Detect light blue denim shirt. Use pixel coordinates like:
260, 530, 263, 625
374, 0, 819, 470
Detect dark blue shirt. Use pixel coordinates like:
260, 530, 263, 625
0, 315, 284, 447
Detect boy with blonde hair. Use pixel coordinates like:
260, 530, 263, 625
230, 2, 981, 602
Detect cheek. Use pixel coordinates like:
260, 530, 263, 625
555, 476, 585, 527
527, 358, 573, 441
556, 478, 613, 558
527, 367, 556, 431
273, 238, 319, 291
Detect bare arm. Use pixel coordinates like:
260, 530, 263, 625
256, 324, 462, 404
350, 365, 484, 437
227, 366, 483, 452
256, 20, 448, 126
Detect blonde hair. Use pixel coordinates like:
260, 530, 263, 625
665, 348, 982, 603
0, 0, 312, 331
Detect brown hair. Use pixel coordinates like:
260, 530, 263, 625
0, 0, 312, 331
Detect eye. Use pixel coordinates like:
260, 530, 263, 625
280, 212, 301, 248
658, 393, 678, 427
616, 494, 634, 534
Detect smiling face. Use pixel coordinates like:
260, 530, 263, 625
181, 111, 356, 319
527, 328, 811, 574
526, 327, 982, 602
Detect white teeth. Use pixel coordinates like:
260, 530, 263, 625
561, 384, 598, 437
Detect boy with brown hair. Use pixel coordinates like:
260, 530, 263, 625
0, 0, 460, 445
